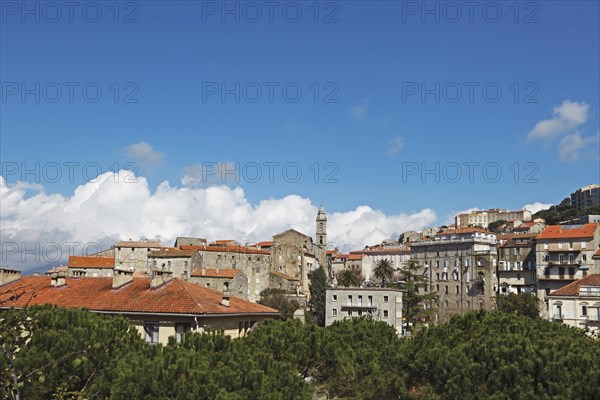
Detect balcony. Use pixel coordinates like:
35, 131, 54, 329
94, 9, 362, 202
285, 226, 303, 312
341, 304, 377, 311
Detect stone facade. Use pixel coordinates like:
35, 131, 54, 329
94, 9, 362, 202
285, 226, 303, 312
114, 240, 162, 273
497, 234, 537, 294
325, 288, 403, 335
455, 209, 532, 229
410, 229, 498, 323
148, 249, 203, 279
189, 268, 249, 299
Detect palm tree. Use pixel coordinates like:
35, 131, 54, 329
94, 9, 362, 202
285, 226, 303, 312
373, 259, 394, 287
336, 269, 362, 287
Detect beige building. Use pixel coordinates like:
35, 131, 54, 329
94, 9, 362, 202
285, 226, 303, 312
114, 240, 163, 272
535, 223, 600, 317
0, 268, 279, 344
325, 288, 403, 335
570, 184, 600, 210
189, 267, 248, 299
497, 234, 537, 294
455, 209, 532, 229
547, 274, 600, 336
410, 228, 498, 323
351, 244, 411, 283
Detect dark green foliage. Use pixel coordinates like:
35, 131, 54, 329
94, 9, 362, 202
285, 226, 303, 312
533, 198, 600, 225
407, 311, 600, 400
495, 293, 540, 319
373, 259, 395, 287
336, 269, 362, 287
395, 260, 438, 330
308, 267, 327, 326
487, 220, 507, 233
258, 288, 301, 320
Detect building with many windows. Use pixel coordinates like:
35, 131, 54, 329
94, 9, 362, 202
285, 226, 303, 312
547, 274, 600, 336
410, 228, 498, 323
570, 184, 600, 210
497, 233, 537, 294
535, 223, 600, 317
455, 209, 532, 229
325, 287, 403, 335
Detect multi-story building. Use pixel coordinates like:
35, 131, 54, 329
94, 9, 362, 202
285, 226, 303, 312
0, 267, 278, 344
410, 228, 498, 323
497, 233, 537, 294
148, 249, 203, 279
547, 274, 600, 336
189, 267, 248, 299
570, 184, 600, 210
455, 209, 532, 229
350, 244, 411, 283
114, 240, 163, 272
325, 287, 403, 335
535, 223, 600, 317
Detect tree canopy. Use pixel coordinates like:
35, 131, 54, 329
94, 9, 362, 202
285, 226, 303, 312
373, 259, 395, 287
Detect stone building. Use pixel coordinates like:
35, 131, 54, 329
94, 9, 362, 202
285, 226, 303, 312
148, 249, 203, 279
179, 244, 271, 302
67, 256, 115, 277
455, 209, 532, 229
174, 237, 207, 247
114, 240, 163, 272
351, 244, 411, 283
269, 271, 301, 293
189, 268, 248, 299
410, 228, 498, 323
325, 287, 403, 335
535, 223, 600, 317
497, 233, 537, 294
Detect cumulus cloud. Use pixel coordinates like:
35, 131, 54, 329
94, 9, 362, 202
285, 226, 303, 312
522, 202, 552, 214
528, 100, 590, 141
181, 162, 240, 187
387, 137, 404, 155
124, 142, 164, 168
0, 172, 436, 271
557, 132, 599, 161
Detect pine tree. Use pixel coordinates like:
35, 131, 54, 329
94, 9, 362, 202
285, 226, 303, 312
309, 267, 327, 326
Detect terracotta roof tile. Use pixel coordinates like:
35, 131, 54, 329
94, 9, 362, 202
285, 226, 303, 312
549, 274, 600, 296
537, 223, 599, 240
347, 254, 363, 260
190, 268, 241, 278
256, 241, 273, 247
68, 256, 114, 269
0, 277, 277, 315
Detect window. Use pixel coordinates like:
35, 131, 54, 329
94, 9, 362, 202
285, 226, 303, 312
543, 244, 548, 250
568, 254, 574, 264
383, 296, 389, 302
581, 242, 587, 249
436, 284, 439, 291
569, 242, 573, 250
368, 295, 373, 306
348, 295, 353, 305
144, 323, 159, 344
456, 286, 460, 294
445, 285, 449, 294
348, 310, 353, 316
558, 267, 565, 276
358, 295, 363, 306
383, 310, 389, 318
558, 243, 563, 250
223, 282, 229, 291
582, 254, 587, 261
175, 323, 190, 343
559, 254, 564, 264
332, 309, 338, 316
555, 304, 562, 319
582, 304, 588, 317
569, 267, 575, 276
332, 294, 338, 301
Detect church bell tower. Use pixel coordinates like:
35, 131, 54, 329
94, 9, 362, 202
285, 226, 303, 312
316, 205, 327, 248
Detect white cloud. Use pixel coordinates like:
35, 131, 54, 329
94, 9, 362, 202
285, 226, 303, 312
528, 100, 590, 141
557, 132, 599, 161
522, 202, 552, 214
0, 172, 436, 271
124, 142, 164, 168
350, 105, 367, 117
387, 137, 404, 155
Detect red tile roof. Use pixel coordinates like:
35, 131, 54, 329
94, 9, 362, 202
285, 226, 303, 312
537, 223, 599, 240
256, 241, 273, 247
334, 254, 350, 259
190, 268, 241, 278
149, 249, 199, 258
68, 256, 115, 269
594, 246, 600, 259
549, 274, 600, 296
0, 277, 277, 315
180, 245, 270, 255
347, 254, 363, 261
326, 250, 336, 255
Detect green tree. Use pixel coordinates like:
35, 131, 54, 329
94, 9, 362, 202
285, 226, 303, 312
373, 259, 394, 287
336, 269, 362, 287
258, 288, 301, 320
494, 292, 539, 319
487, 219, 507, 233
395, 260, 438, 331
308, 267, 327, 326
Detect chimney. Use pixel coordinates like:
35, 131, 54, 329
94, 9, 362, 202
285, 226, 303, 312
201, 267, 206, 275
0, 268, 21, 285
49, 269, 67, 287
221, 290, 230, 307
150, 269, 173, 289
112, 268, 134, 289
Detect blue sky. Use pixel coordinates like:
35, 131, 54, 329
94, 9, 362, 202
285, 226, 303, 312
1, 1, 600, 268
